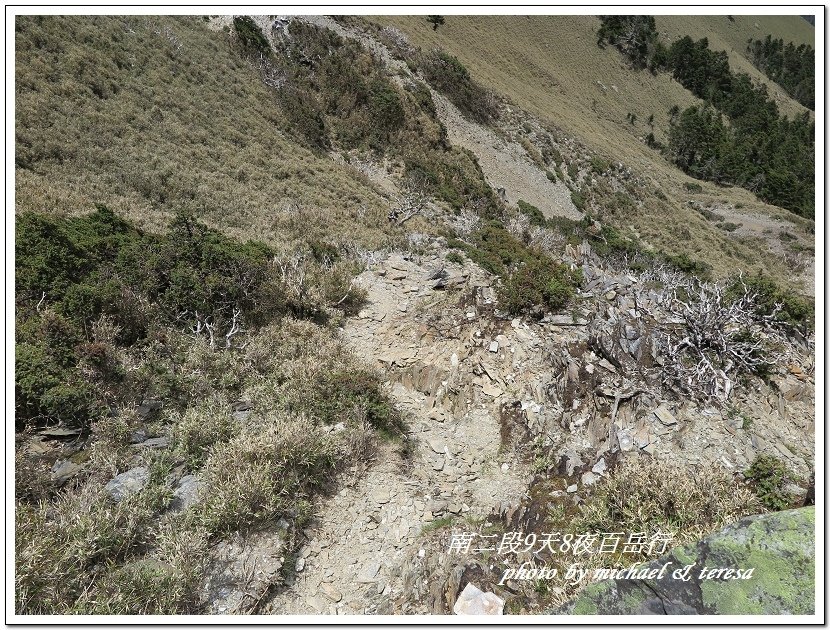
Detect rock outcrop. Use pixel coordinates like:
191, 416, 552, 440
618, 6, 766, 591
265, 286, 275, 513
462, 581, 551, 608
560, 507, 815, 615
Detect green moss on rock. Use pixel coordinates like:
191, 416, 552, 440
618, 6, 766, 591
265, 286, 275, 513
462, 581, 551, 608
559, 507, 815, 615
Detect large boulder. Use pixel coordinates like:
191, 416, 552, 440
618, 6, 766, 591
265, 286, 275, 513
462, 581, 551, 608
561, 507, 815, 615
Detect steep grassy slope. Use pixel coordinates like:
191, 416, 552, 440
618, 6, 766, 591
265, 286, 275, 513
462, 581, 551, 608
369, 15, 815, 292
14, 16, 413, 614
15, 15, 395, 250
658, 15, 813, 120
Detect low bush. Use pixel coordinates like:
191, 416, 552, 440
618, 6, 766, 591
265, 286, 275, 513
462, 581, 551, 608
15, 207, 373, 431
445, 251, 465, 264
417, 49, 498, 124
403, 147, 500, 217
567, 162, 579, 181
727, 272, 813, 330
570, 190, 586, 212
589, 156, 611, 174
661, 252, 713, 280
284, 361, 404, 435
498, 258, 578, 316
450, 222, 581, 315
517, 200, 546, 226
745, 454, 793, 511
232, 16, 271, 59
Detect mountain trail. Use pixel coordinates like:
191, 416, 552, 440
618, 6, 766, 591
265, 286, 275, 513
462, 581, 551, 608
265, 252, 533, 614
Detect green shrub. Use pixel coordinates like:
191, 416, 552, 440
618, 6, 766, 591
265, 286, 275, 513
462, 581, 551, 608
15, 311, 100, 429
14, 207, 372, 430
445, 251, 465, 264
570, 190, 586, 212
745, 455, 791, 511
458, 223, 529, 275
368, 79, 405, 143
661, 252, 713, 279
426, 15, 445, 31
279, 89, 329, 150
291, 368, 403, 434
545, 170, 556, 182
497, 258, 578, 316
404, 147, 500, 216
727, 272, 813, 330
418, 49, 497, 124
517, 200, 546, 226
590, 156, 611, 174
684, 182, 704, 193
567, 162, 579, 181
233, 16, 271, 58
546, 146, 563, 166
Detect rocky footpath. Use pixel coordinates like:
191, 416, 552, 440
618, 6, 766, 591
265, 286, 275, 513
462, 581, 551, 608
263, 251, 531, 614
560, 506, 815, 615
261, 240, 814, 614
19, 234, 814, 615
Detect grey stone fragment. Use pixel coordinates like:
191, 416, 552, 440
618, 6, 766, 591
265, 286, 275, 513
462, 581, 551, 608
51, 459, 82, 485
654, 405, 677, 426
133, 436, 170, 449
169, 474, 202, 513
105, 467, 150, 502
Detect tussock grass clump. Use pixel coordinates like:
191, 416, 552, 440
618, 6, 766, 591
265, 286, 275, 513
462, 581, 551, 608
576, 457, 760, 550
189, 418, 337, 536
171, 394, 241, 471
15, 474, 173, 614
70, 522, 209, 615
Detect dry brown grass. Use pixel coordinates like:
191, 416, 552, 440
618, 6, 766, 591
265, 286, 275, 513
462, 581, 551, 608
527, 455, 762, 611
367, 15, 815, 293
15, 15, 397, 251
576, 456, 761, 543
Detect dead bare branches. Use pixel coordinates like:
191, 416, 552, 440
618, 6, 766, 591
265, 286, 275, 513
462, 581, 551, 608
389, 178, 430, 225
185, 308, 246, 351
273, 251, 308, 302
654, 276, 784, 401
